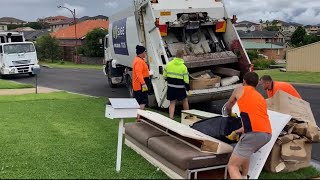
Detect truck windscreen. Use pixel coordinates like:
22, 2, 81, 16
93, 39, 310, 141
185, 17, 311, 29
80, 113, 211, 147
3, 43, 35, 54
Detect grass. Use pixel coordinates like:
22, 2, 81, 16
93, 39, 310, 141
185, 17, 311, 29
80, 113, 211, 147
0, 79, 33, 89
0, 92, 319, 179
39, 60, 103, 70
256, 69, 320, 84
260, 166, 320, 179
0, 92, 167, 179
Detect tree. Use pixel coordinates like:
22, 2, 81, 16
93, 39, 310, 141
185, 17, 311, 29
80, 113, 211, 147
265, 26, 280, 31
35, 34, 62, 62
302, 34, 320, 45
81, 28, 108, 57
291, 26, 306, 47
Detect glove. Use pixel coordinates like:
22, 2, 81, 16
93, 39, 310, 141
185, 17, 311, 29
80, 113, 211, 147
230, 113, 238, 118
187, 91, 192, 96
226, 131, 240, 141
142, 84, 148, 92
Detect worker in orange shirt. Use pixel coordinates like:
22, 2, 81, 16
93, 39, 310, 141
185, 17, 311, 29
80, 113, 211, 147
225, 72, 272, 179
259, 75, 301, 99
132, 45, 150, 120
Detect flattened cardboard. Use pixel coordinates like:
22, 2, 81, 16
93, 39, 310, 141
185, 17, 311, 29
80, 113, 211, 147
266, 91, 316, 126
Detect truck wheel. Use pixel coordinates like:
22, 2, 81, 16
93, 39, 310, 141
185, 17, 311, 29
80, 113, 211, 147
108, 76, 117, 88
126, 77, 134, 98
29, 72, 35, 77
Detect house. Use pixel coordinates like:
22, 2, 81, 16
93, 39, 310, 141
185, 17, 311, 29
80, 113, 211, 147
304, 25, 320, 35
281, 31, 294, 42
262, 20, 302, 33
13, 27, 36, 32
51, 19, 108, 61
242, 41, 285, 60
50, 18, 76, 32
237, 30, 286, 44
0, 24, 8, 31
287, 41, 320, 72
0, 17, 26, 25
23, 30, 49, 42
77, 15, 108, 23
38, 16, 68, 24
235, 21, 262, 32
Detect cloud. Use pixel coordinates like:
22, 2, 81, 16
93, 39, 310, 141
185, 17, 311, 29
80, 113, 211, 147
105, 1, 119, 9
224, 0, 320, 25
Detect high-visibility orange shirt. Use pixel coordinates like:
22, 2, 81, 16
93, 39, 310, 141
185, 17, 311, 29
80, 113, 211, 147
267, 81, 301, 99
132, 56, 149, 91
238, 86, 272, 134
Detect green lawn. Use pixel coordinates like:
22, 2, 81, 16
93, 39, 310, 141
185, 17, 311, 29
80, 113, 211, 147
39, 60, 103, 70
0, 79, 33, 89
260, 167, 320, 179
256, 69, 320, 84
0, 92, 319, 179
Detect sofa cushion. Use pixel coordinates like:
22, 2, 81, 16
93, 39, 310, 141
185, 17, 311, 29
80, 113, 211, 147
148, 136, 231, 170
125, 122, 167, 147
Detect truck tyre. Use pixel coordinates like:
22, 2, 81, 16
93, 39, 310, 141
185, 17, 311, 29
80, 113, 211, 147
107, 65, 117, 88
126, 76, 134, 98
29, 72, 35, 77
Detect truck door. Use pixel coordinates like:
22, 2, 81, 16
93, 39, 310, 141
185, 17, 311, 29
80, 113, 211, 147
104, 35, 112, 62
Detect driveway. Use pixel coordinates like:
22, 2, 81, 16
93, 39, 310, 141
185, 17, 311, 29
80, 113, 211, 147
10, 67, 320, 162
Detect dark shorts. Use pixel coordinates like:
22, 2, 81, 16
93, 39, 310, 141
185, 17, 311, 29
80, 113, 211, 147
134, 90, 148, 105
167, 87, 187, 101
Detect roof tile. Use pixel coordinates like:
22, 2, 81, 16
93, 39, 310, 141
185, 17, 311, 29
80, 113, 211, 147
51, 19, 108, 39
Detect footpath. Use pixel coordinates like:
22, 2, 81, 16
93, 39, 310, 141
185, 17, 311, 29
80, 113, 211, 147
0, 87, 61, 96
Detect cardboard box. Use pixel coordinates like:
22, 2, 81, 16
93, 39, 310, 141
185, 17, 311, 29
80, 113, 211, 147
266, 91, 317, 126
190, 75, 221, 90
264, 140, 312, 173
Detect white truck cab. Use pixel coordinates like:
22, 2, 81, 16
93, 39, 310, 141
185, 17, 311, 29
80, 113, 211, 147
0, 32, 39, 77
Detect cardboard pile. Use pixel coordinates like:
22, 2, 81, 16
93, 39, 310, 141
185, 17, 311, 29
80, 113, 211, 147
264, 91, 320, 173
189, 70, 221, 90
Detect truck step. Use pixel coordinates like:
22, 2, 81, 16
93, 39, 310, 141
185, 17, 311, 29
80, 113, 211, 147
184, 51, 238, 68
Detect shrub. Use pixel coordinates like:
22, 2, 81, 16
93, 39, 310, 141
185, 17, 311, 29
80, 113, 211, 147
246, 50, 259, 61
252, 59, 276, 70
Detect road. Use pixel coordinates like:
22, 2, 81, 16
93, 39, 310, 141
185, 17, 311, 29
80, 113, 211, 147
11, 67, 320, 161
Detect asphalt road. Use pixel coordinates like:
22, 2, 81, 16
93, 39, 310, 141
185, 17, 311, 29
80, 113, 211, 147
11, 67, 320, 162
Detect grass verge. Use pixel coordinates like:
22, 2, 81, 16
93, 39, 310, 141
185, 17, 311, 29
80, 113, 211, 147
39, 60, 103, 70
256, 69, 320, 84
0, 92, 319, 179
260, 166, 320, 179
0, 79, 33, 89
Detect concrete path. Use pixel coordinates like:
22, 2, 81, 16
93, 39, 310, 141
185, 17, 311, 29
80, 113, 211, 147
0, 87, 61, 96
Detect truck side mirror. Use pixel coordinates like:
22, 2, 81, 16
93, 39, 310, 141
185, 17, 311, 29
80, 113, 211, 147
31, 66, 41, 75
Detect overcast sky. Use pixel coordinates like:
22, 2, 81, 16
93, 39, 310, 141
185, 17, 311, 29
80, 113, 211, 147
0, 0, 319, 25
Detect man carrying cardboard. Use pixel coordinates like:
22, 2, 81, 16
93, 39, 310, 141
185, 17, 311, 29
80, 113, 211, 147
163, 49, 190, 119
259, 75, 301, 99
225, 72, 272, 179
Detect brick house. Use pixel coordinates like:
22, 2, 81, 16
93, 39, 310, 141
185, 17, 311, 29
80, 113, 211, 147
51, 19, 108, 61
237, 30, 286, 44
242, 41, 285, 60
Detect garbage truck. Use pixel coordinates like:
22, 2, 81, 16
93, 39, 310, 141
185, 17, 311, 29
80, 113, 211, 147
103, 0, 251, 108
0, 31, 40, 78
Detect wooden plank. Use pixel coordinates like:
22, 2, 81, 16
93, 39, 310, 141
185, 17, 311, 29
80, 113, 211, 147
137, 110, 233, 154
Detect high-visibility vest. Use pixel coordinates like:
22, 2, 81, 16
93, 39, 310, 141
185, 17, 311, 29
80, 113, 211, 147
163, 57, 189, 88
238, 86, 272, 134
132, 56, 149, 91
267, 81, 301, 99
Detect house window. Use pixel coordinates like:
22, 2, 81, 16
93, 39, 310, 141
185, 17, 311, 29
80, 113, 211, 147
277, 49, 280, 55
